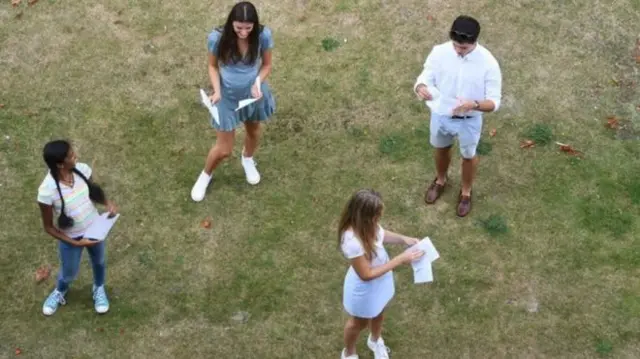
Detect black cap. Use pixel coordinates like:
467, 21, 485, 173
450, 15, 481, 44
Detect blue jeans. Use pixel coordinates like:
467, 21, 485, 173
56, 238, 106, 293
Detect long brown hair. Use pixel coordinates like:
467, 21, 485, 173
217, 1, 263, 65
337, 189, 384, 260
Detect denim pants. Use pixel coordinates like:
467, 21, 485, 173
56, 238, 106, 293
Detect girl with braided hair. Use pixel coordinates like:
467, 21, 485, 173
37, 140, 118, 316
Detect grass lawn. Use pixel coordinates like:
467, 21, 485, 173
1, 0, 640, 357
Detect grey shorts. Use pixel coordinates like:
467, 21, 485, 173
429, 113, 483, 159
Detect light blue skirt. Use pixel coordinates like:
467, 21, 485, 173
210, 82, 276, 132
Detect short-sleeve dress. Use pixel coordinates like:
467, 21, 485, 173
341, 226, 396, 318
207, 26, 276, 132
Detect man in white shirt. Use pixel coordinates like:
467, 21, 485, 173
413, 15, 502, 217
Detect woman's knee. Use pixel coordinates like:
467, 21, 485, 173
244, 121, 261, 138
346, 317, 369, 331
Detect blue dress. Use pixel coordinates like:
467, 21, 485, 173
206, 26, 276, 132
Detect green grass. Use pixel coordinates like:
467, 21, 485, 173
1, 0, 640, 358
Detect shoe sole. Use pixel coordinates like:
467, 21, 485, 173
247, 177, 260, 185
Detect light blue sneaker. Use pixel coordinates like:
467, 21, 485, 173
42, 289, 66, 316
92, 285, 109, 314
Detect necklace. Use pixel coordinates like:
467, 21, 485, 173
59, 172, 75, 187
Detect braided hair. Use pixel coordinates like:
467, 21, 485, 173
42, 140, 106, 229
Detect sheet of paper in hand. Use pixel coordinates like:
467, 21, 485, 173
199, 89, 220, 125
410, 237, 440, 284
440, 97, 463, 116
235, 98, 259, 111
425, 86, 441, 111
83, 213, 120, 241
235, 77, 262, 111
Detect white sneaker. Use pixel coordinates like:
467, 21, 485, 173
341, 348, 359, 359
191, 171, 212, 202
367, 334, 391, 359
42, 289, 66, 316
241, 156, 260, 185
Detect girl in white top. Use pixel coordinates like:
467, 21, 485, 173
338, 189, 425, 359
37, 140, 118, 316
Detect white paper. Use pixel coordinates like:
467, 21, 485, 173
425, 86, 440, 111
234, 77, 262, 111
199, 89, 220, 125
414, 262, 434, 283
235, 98, 259, 111
84, 213, 120, 241
410, 237, 440, 284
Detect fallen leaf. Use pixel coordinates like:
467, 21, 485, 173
0, 104, 4, 108
426, 14, 434, 21
119, 328, 125, 335
113, 20, 123, 25
556, 142, 584, 157
200, 217, 212, 229
489, 129, 497, 137
636, 104, 640, 112
15, 348, 22, 355
97, 327, 104, 332
11, 0, 21, 6
15, 12, 23, 19
605, 116, 619, 129
35, 265, 51, 283
27, 0, 37, 5
520, 140, 535, 148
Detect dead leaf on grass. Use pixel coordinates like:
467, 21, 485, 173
556, 142, 584, 157
520, 140, 535, 148
0, 104, 4, 108
15, 348, 22, 356
35, 265, 51, 283
200, 217, 212, 229
634, 38, 640, 64
489, 129, 496, 137
426, 14, 434, 21
11, 0, 21, 6
27, 0, 38, 5
605, 116, 619, 129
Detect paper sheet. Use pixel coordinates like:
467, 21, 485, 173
235, 98, 259, 111
234, 77, 262, 111
84, 213, 120, 241
425, 86, 440, 111
199, 89, 220, 125
410, 237, 440, 284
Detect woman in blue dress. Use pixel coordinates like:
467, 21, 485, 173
191, 1, 276, 202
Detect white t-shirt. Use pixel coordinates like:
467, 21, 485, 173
341, 226, 387, 266
37, 163, 99, 238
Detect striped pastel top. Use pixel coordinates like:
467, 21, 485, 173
37, 163, 99, 238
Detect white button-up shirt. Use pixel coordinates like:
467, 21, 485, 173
414, 41, 502, 117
